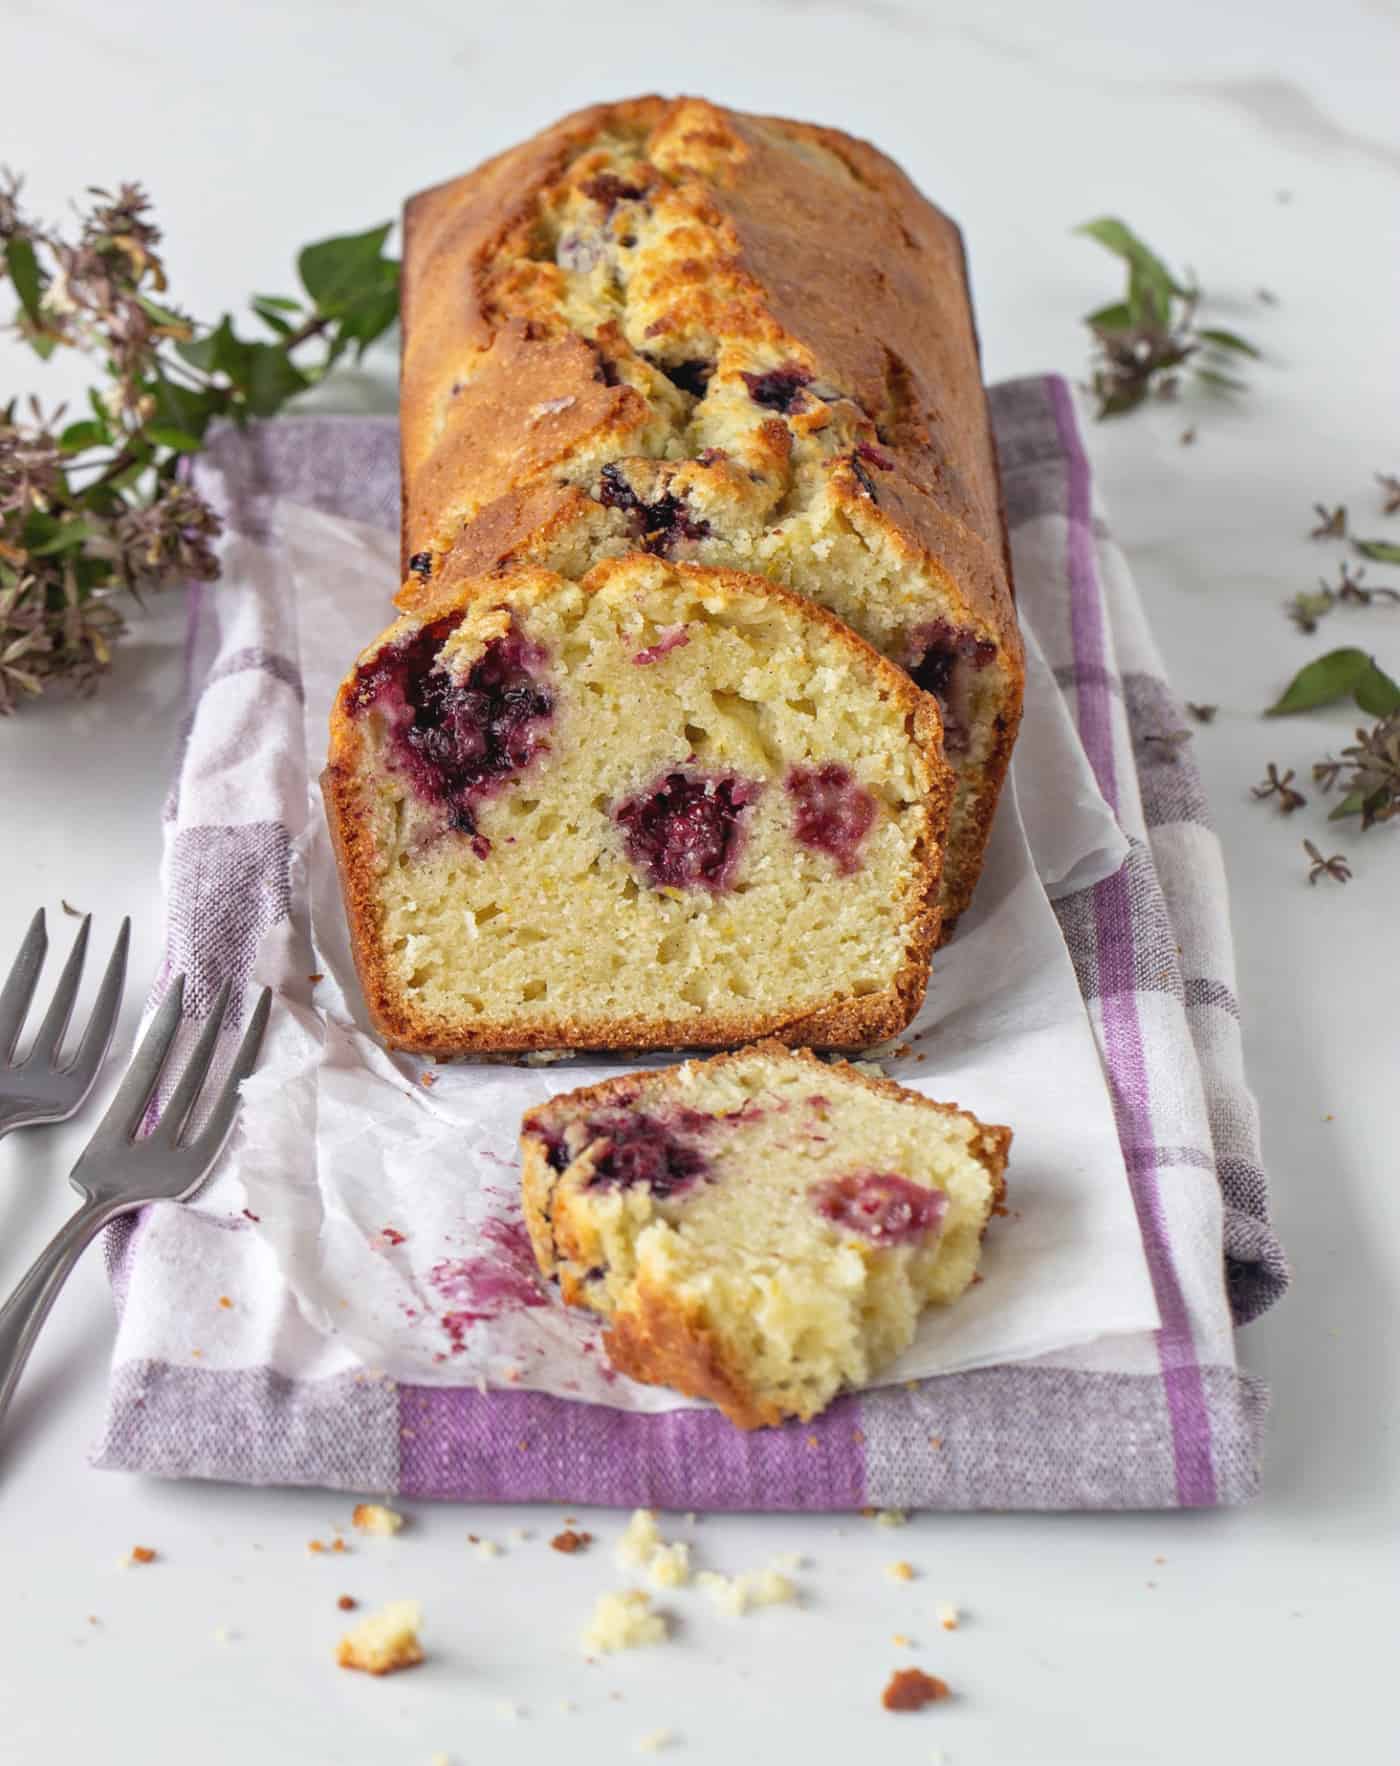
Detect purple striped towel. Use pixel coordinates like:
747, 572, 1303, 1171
95, 375, 1287, 1508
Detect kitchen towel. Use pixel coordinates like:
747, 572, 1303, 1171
95, 376, 1288, 1507
204, 490, 1152, 1406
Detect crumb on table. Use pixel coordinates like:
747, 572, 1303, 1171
335, 1600, 423, 1676
885, 1559, 915, 1582
581, 1589, 668, 1654
551, 1529, 594, 1554
352, 1501, 405, 1536
882, 1667, 950, 1712
124, 1546, 157, 1567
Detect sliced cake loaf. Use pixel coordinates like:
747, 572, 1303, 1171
520, 1044, 1011, 1427
324, 556, 952, 1054
395, 96, 1023, 930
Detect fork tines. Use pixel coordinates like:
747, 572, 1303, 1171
0, 908, 131, 1091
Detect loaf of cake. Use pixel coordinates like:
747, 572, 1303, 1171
520, 1044, 1011, 1427
323, 557, 951, 1054
394, 95, 1022, 930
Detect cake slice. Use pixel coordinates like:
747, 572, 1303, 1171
324, 556, 951, 1054
520, 1044, 1010, 1427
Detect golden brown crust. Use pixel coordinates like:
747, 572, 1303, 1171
604, 1282, 785, 1431
518, 1042, 1012, 1429
325, 564, 952, 1057
396, 98, 1024, 929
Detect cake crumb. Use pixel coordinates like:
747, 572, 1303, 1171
882, 1667, 950, 1712
616, 1508, 690, 1586
473, 1537, 502, 1560
551, 1529, 593, 1554
617, 1508, 662, 1566
496, 1700, 522, 1721
218, 1295, 233, 1310
581, 1590, 669, 1654
352, 1502, 405, 1536
637, 1729, 674, 1754
335, 1600, 424, 1675
509, 1526, 533, 1542
874, 1508, 909, 1528
647, 1541, 691, 1589
937, 1602, 960, 1631
213, 1626, 233, 1644
337, 1595, 357, 1611
892, 1632, 912, 1647
696, 1563, 797, 1616
559, 1699, 577, 1714
124, 1546, 157, 1567
886, 1560, 915, 1583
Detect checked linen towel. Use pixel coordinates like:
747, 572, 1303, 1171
94, 376, 1288, 1508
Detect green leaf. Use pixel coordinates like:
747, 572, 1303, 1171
1267, 647, 1400, 716
1267, 648, 1374, 714
1195, 365, 1248, 393
1355, 662, 1400, 717
1354, 538, 1400, 565
176, 315, 251, 382
241, 342, 309, 417
146, 425, 204, 453
25, 515, 98, 557
5, 236, 46, 329
335, 282, 401, 356
136, 293, 191, 335
297, 223, 395, 316
1329, 788, 1369, 820
151, 371, 219, 440
252, 293, 301, 312
58, 419, 110, 454
1075, 219, 1190, 295
251, 299, 296, 337
1195, 327, 1262, 359
1085, 301, 1135, 333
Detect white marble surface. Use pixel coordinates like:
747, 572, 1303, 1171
1, 3, 1397, 1761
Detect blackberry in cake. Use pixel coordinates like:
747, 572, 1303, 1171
324, 556, 951, 1055
395, 97, 1023, 930
520, 1044, 1010, 1427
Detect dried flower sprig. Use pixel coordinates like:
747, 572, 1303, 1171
1310, 504, 1347, 540
1186, 702, 1217, 723
1313, 715, 1400, 829
1252, 764, 1307, 813
1074, 218, 1261, 418
1, 174, 399, 711
1377, 474, 1400, 517
1268, 649, 1400, 833
1303, 840, 1352, 885
1285, 562, 1400, 632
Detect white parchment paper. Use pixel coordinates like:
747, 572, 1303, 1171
235, 503, 1154, 1410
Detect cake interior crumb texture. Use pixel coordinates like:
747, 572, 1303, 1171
522, 1043, 1010, 1427
325, 557, 948, 1054
397, 96, 1023, 928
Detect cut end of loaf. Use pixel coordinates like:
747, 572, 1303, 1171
325, 557, 951, 1054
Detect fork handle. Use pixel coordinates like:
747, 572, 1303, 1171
0, 1197, 131, 1436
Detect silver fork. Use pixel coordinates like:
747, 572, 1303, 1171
0, 972, 272, 1435
0, 910, 131, 1138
